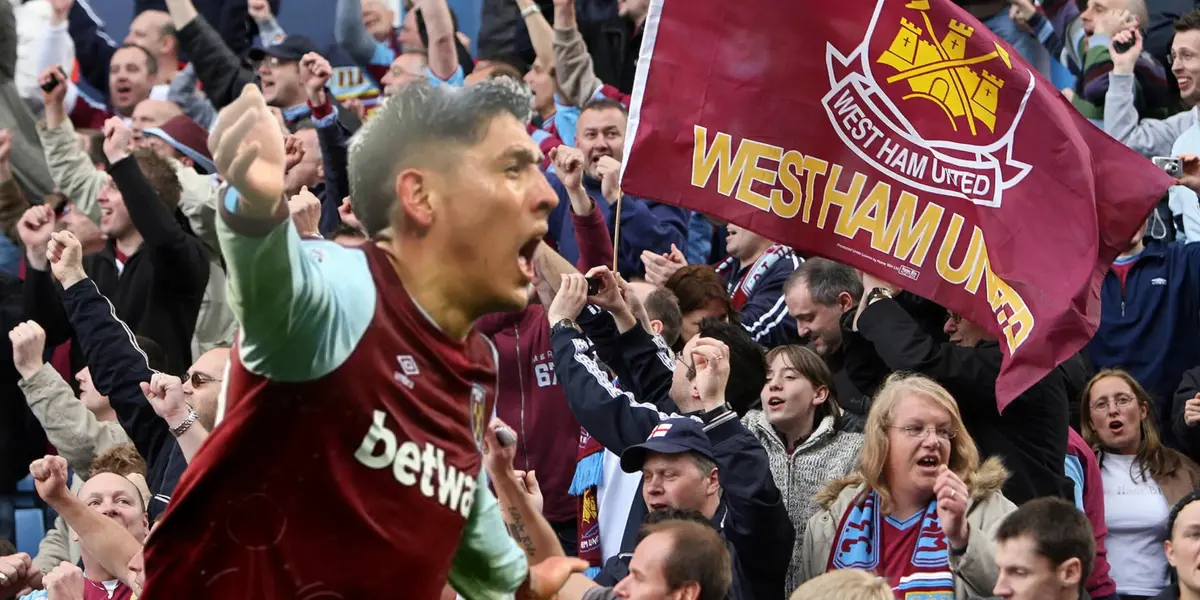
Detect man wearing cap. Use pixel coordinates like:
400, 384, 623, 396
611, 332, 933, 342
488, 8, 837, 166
546, 274, 793, 600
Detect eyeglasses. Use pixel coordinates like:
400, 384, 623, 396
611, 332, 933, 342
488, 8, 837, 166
1090, 396, 1136, 412
891, 424, 956, 441
184, 371, 221, 388
675, 355, 695, 381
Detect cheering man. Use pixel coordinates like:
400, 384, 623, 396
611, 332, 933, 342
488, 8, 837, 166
141, 81, 584, 597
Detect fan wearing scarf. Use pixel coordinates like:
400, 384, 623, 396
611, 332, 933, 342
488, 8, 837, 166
798, 373, 1015, 598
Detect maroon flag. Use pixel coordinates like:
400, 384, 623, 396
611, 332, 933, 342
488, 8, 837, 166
620, 0, 1176, 409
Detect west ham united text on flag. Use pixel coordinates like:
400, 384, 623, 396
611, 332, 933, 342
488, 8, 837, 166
620, 0, 1175, 409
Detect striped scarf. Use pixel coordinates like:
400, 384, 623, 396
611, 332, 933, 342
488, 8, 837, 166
714, 245, 793, 309
569, 428, 605, 577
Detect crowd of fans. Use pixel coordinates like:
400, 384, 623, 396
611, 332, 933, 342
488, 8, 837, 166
0, 0, 1199, 597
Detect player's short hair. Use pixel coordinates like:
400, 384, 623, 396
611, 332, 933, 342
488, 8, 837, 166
131, 148, 182, 213
785, 258, 863, 305
644, 288, 683, 348
698, 318, 767, 417
1176, 7, 1200, 32
633, 511, 731, 600
995, 497, 1095, 593
348, 79, 533, 236
114, 43, 159, 76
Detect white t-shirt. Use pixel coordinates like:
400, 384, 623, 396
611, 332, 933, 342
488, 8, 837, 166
1101, 453, 1171, 596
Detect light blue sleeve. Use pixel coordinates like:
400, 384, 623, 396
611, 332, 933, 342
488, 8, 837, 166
552, 97, 580, 147
448, 470, 529, 600
1064, 455, 1085, 512
219, 187, 375, 382
370, 42, 398, 68
18, 591, 48, 600
427, 65, 466, 88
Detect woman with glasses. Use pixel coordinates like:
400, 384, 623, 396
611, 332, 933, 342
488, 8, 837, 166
742, 344, 863, 595
1082, 370, 1200, 600
799, 373, 1015, 598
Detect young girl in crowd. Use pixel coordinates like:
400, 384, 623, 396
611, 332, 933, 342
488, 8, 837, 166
741, 346, 864, 595
1083, 370, 1200, 600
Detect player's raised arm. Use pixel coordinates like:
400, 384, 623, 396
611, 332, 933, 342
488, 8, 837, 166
209, 84, 374, 381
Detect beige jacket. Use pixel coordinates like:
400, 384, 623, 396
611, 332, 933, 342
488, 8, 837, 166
37, 119, 237, 357
18, 363, 131, 574
799, 458, 1017, 598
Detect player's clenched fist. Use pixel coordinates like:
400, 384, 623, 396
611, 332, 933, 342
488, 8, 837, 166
208, 84, 287, 217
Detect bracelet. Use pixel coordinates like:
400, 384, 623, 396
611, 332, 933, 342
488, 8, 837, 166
170, 405, 199, 437
520, 4, 539, 18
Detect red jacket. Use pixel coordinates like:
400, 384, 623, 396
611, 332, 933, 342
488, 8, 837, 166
477, 304, 580, 524
1067, 428, 1117, 598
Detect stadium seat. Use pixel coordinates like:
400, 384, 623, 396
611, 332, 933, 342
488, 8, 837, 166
14, 508, 45, 556
13, 475, 36, 508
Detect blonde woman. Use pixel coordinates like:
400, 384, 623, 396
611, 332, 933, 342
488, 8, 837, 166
1081, 369, 1200, 599
800, 373, 1015, 598
742, 344, 863, 594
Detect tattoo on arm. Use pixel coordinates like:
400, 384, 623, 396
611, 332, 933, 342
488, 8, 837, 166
507, 507, 536, 555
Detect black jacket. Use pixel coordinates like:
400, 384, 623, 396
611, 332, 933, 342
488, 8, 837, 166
552, 323, 792, 600
313, 108, 353, 236
175, 13, 361, 133
1173, 366, 1200, 461
24, 156, 209, 376
851, 298, 1073, 505
0, 271, 48, 492
61, 278, 186, 521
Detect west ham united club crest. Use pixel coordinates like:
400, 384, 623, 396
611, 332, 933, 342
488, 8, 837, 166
470, 383, 487, 451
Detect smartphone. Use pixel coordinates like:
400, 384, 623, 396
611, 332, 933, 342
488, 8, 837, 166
1153, 156, 1183, 177
1113, 38, 1135, 54
39, 66, 66, 93
496, 426, 517, 447
586, 276, 602, 296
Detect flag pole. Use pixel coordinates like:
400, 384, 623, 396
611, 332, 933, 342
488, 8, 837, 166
611, 192, 623, 274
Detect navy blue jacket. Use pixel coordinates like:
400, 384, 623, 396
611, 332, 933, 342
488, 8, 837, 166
1087, 241, 1200, 444
551, 324, 792, 600
545, 173, 688, 281
61, 279, 187, 522
719, 251, 801, 349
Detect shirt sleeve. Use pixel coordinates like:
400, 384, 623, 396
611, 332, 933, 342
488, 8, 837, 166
427, 64, 465, 88
218, 186, 375, 382
447, 470, 529, 600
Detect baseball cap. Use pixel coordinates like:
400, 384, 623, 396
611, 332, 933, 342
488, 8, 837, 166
142, 115, 216, 175
619, 418, 717, 474
248, 35, 321, 63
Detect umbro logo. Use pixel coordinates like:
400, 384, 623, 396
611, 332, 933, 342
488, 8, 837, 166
393, 355, 420, 389
1151, 277, 1167, 286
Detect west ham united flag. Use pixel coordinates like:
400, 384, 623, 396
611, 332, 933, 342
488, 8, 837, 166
620, 0, 1175, 410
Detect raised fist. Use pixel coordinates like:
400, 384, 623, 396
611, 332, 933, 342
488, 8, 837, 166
17, 205, 56, 268
8, 321, 47, 380
47, 230, 87, 289
43, 562, 83, 600
300, 52, 333, 104
29, 455, 70, 505
102, 117, 135, 164
208, 85, 288, 217
247, 0, 273, 20
288, 186, 322, 238
549, 145, 585, 192
140, 373, 192, 429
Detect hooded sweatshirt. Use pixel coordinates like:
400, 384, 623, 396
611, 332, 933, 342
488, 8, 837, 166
477, 304, 581, 524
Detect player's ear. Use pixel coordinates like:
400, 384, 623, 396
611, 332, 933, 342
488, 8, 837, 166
394, 168, 435, 230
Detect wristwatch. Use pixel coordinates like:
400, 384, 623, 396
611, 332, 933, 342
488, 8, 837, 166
550, 318, 582, 335
866, 286, 894, 306
170, 404, 200, 437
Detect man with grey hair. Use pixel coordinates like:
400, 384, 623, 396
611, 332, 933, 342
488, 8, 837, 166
783, 258, 871, 431
138, 81, 586, 597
